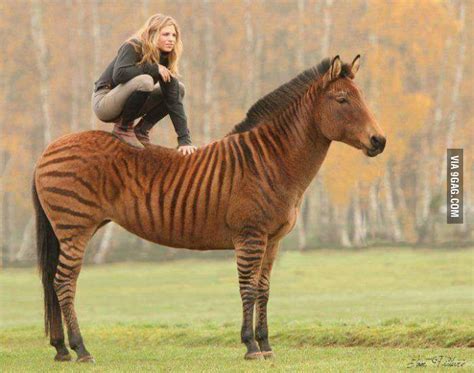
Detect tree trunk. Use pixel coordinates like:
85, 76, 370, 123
383, 168, 403, 242
93, 223, 115, 264
90, 0, 101, 129
31, 0, 53, 145
142, 0, 150, 19
15, 217, 34, 261
352, 183, 366, 247
202, 0, 215, 142
334, 205, 351, 247
67, 0, 80, 132
243, 0, 255, 109
437, 2, 466, 188
321, 0, 333, 57
296, 0, 306, 69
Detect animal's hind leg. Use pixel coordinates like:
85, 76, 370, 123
54, 230, 94, 363
50, 306, 71, 361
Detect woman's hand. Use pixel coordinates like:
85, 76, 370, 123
177, 145, 197, 156
158, 64, 172, 82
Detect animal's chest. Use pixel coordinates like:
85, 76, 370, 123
268, 207, 299, 242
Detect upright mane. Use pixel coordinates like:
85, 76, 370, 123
226, 57, 352, 136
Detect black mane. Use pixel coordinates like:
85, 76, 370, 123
226, 57, 352, 136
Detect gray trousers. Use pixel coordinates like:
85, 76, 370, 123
91, 74, 184, 123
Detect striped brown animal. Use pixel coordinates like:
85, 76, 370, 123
33, 56, 385, 362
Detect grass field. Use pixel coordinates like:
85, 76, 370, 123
1, 247, 473, 371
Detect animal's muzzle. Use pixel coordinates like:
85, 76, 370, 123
367, 135, 386, 157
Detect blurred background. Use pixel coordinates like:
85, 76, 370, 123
0, 0, 472, 267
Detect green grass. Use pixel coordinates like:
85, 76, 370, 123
1, 247, 473, 371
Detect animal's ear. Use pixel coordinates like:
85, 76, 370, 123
351, 54, 361, 76
330, 55, 342, 80
322, 55, 342, 88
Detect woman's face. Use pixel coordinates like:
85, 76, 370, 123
157, 25, 177, 53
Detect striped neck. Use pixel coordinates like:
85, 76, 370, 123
256, 90, 331, 195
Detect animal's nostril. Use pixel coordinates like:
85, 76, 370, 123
371, 136, 386, 150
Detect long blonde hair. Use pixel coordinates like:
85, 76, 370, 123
127, 14, 183, 75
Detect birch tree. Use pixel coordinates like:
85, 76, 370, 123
30, 0, 53, 145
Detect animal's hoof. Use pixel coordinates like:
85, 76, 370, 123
261, 351, 275, 359
244, 351, 263, 360
76, 355, 95, 363
54, 353, 72, 362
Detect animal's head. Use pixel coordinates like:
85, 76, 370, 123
314, 56, 386, 157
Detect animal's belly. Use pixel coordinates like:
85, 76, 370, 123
115, 213, 235, 251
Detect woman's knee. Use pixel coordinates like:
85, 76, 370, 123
129, 74, 154, 92
178, 82, 185, 99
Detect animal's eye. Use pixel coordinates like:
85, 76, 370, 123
336, 96, 348, 104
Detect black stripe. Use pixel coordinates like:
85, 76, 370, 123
249, 196, 272, 220
277, 118, 291, 138
191, 147, 214, 235
248, 131, 277, 193
230, 138, 245, 178
266, 125, 286, 153
59, 236, 75, 244
46, 202, 94, 220
259, 128, 285, 166
134, 197, 145, 234
158, 162, 174, 226
245, 239, 266, 246
146, 169, 161, 232
215, 143, 226, 213
38, 155, 86, 169
241, 248, 265, 255
55, 268, 70, 279
121, 158, 132, 179
226, 139, 236, 196
238, 255, 263, 264
54, 281, 70, 293
57, 296, 74, 304
162, 160, 184, 236
59, 249, 76, 262
179, 155, 202, 237
240, 225, 265, 235
111, 161, 125, 188
203, 148, 219, 223
57, 261, 77, 271
56, 224, 86, 230
237, 262, 256, 269
169, 156, 193, 240
43, 187, 100, 209
43, 145, 81, 158
42, 170, 98, 196
238, 135, 260, 177
56, 287, 73, 298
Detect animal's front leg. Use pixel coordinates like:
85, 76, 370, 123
255, 241, 280, 359
233, 230, 267, 360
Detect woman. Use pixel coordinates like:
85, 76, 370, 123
92, 14, 197, 155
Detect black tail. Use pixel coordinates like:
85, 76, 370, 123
32, 172, 61, 336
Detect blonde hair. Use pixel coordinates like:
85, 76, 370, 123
127, 14, 183, 75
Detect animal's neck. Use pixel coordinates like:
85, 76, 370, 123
260, 91, 331, 196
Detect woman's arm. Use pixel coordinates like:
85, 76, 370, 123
112, 43, 161, 85
159, 76, 193, 147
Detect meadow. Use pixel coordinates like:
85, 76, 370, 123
1, 247, 473, 371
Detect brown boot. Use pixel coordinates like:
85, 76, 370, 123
134, 118, 155, 146
112, 121, 144, 149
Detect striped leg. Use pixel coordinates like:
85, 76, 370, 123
54, 233, 94, 362
49, 298, 70, 361
234, 232, 267, 360
255, 241, 280, 359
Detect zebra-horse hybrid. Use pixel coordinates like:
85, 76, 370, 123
33, 56, 386, 362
